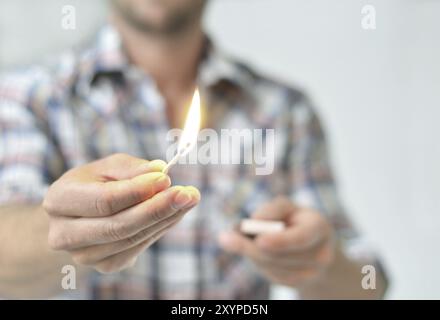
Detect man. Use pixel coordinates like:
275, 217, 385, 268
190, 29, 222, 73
0, 0, 387, 299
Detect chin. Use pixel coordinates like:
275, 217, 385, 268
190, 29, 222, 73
113, 0, 204, 34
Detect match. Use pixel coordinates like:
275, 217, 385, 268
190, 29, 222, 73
239, 219, 286, 237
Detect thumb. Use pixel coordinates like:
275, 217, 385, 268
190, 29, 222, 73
91, 153, 167, 181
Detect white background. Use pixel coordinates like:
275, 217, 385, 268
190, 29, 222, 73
0, 0, 439, 299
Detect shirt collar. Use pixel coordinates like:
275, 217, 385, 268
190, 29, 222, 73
76, 24, 252, 94
198, 38, 253, 90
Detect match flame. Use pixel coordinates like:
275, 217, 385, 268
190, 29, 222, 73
177, 88, 201, 157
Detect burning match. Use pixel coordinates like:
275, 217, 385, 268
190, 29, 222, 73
162, 88, 201, 174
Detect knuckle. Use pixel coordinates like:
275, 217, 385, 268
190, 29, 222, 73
149, 231, 164, 244
47, 230, 60, 250
43, 176, 74, 216
149, 206, 168, 223
104, 220, 127, 242
48, 229, 73, 250
95, 189, 115, 216
42, 188, 60, 215
126, 229, 150, 246
127, 181, 147, 203
42, 197, 55, 215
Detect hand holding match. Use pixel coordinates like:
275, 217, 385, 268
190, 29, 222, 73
44, 154, 201, 274
218, 197, 335, 288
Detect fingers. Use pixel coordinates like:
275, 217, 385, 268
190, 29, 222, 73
93, 237, 151, 274
48, 186, 200, 250
44, 154, 169, 218
91, 219, 181, 274
252, 196, 296, 221
94, 172, 171, 216
70, 210, 187, 265
240, 197, 322, 254
218, 231, 264, 261
219, 201, 335, 288
45, 171, 171, 218
44, 153, 202, 275
89, 153, 167, 180
218, 231, 314, 267
218, 230, 331, 268
107, 185, 200, 239
254, 210, 328, 253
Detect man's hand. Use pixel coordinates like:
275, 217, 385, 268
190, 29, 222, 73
218, 197, 335, 288
43, 153, 200, 274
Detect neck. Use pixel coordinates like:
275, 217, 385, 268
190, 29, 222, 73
111, 12, 204, 95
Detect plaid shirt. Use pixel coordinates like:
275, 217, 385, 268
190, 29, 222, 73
0, 25, 383, 299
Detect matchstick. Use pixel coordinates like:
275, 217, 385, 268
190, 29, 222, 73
239, 219, 286, 237
162, 153, 180, 174
162, 144, 191, 174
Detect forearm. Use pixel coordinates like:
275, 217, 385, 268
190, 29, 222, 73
298, 246, 387, 300
0, 204, 76, 298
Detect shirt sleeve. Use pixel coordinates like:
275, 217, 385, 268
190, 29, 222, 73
287, 94, 388, 291
0, 72, 53, 205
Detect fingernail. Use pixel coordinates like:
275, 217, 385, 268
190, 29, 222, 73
146, 160, 167, 172
173, 190, 195, 210
157, 176, 171, 186
151, 172, 170, 185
